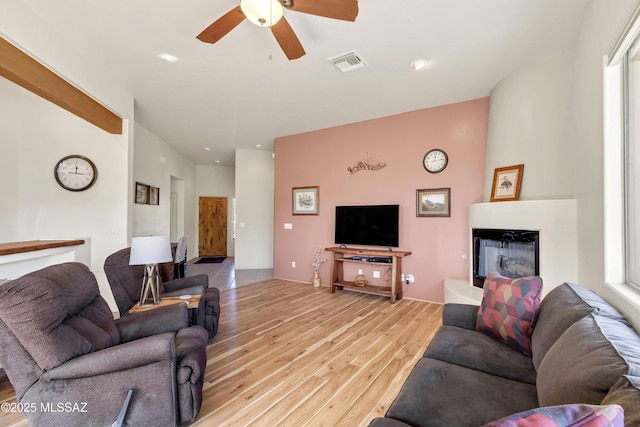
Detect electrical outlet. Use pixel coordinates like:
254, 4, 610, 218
292, 261, 296, 268
373, 271, 380, 279
406, 274, 414, 284
401, 274, 405, 282
358, 269, 363, 275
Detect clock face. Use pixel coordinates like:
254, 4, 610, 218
423, 149, 448, 173
54, 155, 98, 191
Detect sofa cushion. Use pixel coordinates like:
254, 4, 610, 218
480, 404, 624, 427
385, 358, 539, 427
537, 315, 640, 407
602, 375, 640, 427
424, 325, 536, 384
476, 272, 543, 356
530, 283, 627, 370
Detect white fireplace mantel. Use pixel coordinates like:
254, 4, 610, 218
445, 199, 578, 304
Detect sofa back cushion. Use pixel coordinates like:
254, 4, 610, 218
530, 283, 627, 370
476, 272, 543, 356
536, 314, 640, 407
0, 263, 120, 371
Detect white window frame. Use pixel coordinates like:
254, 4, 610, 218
604, 3, 640, 302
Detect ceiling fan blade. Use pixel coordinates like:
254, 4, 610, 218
271, 17, 305, 60
197, 7, 246, 44
282, 0, 358, 22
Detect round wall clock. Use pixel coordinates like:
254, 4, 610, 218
423, 148, 448, 173
54, 155, 98, 191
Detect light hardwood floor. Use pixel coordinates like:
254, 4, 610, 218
0, 260, 443, 427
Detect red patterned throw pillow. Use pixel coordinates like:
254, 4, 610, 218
481, 404, 624, 427
476, 271, 543, 356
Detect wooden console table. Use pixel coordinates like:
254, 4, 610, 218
326, 247, 411, 303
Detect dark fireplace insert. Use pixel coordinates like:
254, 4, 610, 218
472, 228, 539, 288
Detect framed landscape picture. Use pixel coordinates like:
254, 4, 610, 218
292, 186, 319, 215
148, 186, 159, 205
417, 188, 451, 217
135, 182, 149, 204
490, 164, 524, 202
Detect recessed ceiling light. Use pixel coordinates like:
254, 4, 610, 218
158, 53, 180, 63
215, 160, 221, 163
411, 58, 429, 70
204, 147, 211, 151
256, 144, 262, 148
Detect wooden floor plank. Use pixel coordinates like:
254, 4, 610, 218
0, 278, 443, 427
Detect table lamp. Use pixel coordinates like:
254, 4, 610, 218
129, 236, 173, 306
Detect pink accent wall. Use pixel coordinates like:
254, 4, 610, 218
274, 97, 489, 302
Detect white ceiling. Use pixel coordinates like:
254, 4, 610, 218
8, 0, 588, 166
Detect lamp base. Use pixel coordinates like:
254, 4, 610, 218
139, 263, 162, 306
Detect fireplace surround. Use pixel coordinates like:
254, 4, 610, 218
444, 199, 578, 304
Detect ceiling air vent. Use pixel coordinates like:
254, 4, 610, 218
328, 50, 367, 72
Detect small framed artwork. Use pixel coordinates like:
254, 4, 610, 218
292, 186, 319, 215
417, 188, 451, 217
148, 186, 159, 205
135, 182, 149, 204
490, 164, 524, 202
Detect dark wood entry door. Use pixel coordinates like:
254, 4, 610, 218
199, 197, 228, 256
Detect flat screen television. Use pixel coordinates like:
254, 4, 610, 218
335, 205, 399, 248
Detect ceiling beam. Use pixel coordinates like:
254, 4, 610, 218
0, 37, 122, 135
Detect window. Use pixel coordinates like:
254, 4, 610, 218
624, 40, 640, 290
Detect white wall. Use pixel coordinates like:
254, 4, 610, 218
572, 0, 640, 329
0, 2, 135, 311
0, 78, 130, 310
485, 0, 640, 330
234, 150, 274, 269
133, 123, 199, 258
485, 52, 575, 201
196, 165, 236, 257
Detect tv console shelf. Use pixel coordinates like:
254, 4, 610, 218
325, 247, 411, 303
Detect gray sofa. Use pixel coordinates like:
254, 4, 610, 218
370, 283, 640, 427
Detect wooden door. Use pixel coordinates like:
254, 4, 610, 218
199, 197, 228, 256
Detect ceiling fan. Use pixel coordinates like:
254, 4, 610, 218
196, 0, 359, 60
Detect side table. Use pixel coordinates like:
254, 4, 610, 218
128, 295, 202, 325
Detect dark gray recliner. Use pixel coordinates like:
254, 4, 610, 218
104, 247, 221, 338
0, 262, 208, 426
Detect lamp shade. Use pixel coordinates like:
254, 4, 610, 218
129, 236, 173, 265
240, 0, 283, 27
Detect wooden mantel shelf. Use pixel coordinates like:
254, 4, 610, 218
0, 240, 86, 257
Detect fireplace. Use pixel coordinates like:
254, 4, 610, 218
472, 228, 539, 288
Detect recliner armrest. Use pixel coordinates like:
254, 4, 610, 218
116, 303, 188, 342
442, 303, 480, 330
163, 274, 209, 291
41, 332, 176, 381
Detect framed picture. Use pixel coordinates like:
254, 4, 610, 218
148, 186, 159, 205
135, 182, 149, 204
490, 164, 524, 202
292, 186, 319, 215
417, 188, 451, 217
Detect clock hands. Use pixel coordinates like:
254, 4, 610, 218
67, 166, 91, 175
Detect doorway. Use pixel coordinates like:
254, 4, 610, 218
199, 197, 228, 256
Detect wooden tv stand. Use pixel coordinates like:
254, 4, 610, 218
325, 247, 411, 303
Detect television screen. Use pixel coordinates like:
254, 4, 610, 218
335, 205, 399, 248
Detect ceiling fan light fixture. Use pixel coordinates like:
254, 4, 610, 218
241, 0, 284, 27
